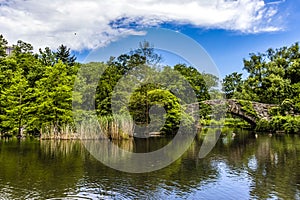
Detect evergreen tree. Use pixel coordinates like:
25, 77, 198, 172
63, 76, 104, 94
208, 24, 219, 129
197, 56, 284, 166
39, 47, 56, 67
0, 34, 8, 57
0, 68, 29, 136
34, 61, 74, 135
55, 44, 76, 66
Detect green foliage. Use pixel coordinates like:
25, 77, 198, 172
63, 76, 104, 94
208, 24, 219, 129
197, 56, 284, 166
0, 34, 8, 57
147, 89, 181, 134
55, 44, 76, 66
219, 43, 300, 133
279, 99, 294, 115
255, 116, 300, 134
33, 61, 75, 135
0, 35, 77, 137
202, 73, 219, 91
201, 116, 250, 128
12, 40, 34, 56
224, 117, 250, 128
269, 116, 300, 134
94, 44, 211, 134
229, 43, 300, 105
268, 106, 280, 116
237, 100, 258, 119
0, 68, 29, 135
174, 64, 209, 102
1, 35, 214, 137
39, 47, 56, 66
255, 119, 270, 132
96, 41, 161, 116
222, 72, 242, 99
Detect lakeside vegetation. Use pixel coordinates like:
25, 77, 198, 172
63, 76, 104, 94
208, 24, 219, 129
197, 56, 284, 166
1, 33, 300, 139
222, 42, 300, 134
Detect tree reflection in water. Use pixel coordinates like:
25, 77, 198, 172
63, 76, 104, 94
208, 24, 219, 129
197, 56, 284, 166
0, 131, 299, 199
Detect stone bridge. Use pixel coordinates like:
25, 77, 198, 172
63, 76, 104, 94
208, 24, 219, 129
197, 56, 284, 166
185, 99, 278, 126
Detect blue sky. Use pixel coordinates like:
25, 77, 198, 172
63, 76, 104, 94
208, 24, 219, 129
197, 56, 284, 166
174, 7, 300, 77
75, 0, 300, 78
1, 0, 300, 78
171, 0, 300, 77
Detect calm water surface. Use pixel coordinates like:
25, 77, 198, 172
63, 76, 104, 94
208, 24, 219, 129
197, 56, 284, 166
0, 130, 299, 200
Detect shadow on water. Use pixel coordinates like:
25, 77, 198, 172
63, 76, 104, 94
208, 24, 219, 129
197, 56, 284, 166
0, 130, 299, 199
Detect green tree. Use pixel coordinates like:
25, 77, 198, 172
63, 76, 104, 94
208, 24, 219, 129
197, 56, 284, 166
222, 72, 242, 99
0, 67, 29, 136
0, 34, 8, 57
34, 61, 74, 135
12, 40, 34, 56
39, 47, 56, 67
55, 44, 76, 66
174, 64, 209, 102
230, 43, 300, 104
96, 41, 162, 116
202, 73, 219, 91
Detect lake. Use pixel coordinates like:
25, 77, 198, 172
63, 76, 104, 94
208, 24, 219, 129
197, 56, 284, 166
0, 130, 299, 199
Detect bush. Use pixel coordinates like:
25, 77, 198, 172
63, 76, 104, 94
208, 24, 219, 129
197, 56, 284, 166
238, 100, 258, 119
255, 119, 270, 132
269, 106, 280, 116
269, 116, 300, 134
280, 99, 294, 115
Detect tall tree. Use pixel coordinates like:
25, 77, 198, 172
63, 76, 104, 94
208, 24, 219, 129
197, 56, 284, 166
231, 43, 300, 104
55, 44, 76, 66
0, 68, 29, 136
174, 64, 209, 102
222, 72, 243, 99
96, 41, 162, 116
12, 40, 34, 56
39, 47, 56, 67
34, 61, 74, 135
0, 34, 8, 57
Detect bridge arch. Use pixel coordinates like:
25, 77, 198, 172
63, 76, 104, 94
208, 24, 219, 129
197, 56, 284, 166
186, 99, 277, 126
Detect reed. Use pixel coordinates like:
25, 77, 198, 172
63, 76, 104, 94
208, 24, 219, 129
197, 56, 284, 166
40, 124, 79, 140
98, 115, 135, 140
39, 114, 135, 140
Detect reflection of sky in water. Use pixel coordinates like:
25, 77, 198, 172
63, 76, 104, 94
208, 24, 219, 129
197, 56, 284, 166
185, 161, 251, 200
248, 155, 258, 171
66, 160, 254, 199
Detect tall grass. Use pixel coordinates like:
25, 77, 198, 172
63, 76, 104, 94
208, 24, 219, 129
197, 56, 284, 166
98, 115, 135, 140
40, 114, 135, 140
40, 124, 79, 140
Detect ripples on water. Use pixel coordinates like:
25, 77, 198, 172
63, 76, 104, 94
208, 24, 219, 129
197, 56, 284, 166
0, 130, 299, 199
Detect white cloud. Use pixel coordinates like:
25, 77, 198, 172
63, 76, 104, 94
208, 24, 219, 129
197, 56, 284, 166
0, 0, 284, 51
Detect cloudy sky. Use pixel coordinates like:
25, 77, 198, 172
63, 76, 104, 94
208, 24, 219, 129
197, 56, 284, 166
1, 0, 299, 76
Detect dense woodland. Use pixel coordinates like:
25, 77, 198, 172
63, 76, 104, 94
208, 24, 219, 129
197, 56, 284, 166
1, 33, 300, 138
0, 35, 215, 138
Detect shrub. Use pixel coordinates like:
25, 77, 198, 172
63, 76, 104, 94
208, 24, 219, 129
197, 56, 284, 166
238, 100, 258, 119
255, 119, 270, 132
268, 115, 300, 134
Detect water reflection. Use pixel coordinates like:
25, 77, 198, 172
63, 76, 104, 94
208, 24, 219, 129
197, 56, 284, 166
0, 140, 84, 199
82, 133, 195, 173
0, 131, 299, 199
